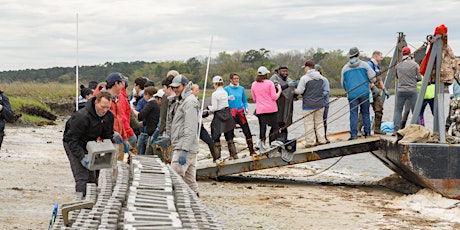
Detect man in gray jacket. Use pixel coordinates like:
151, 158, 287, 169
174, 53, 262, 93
169, 75, 200, 195
295, 60, 329, 148
393, 46, 422, 132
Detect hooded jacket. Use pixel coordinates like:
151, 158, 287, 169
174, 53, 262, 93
341, 57, 376, 99
63, 97, 114, 161
295, 69, 329, 109
170, 82, 199, 152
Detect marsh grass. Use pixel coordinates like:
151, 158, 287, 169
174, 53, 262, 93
2, 82, 75, 125
3, 82, 75, 103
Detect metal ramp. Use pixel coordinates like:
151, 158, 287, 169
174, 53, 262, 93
196, 132, 380, 179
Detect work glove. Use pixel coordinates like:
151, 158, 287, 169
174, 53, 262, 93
178, 150, 188, 166
202, 110, 210, 118
128, 135, 137, 146
228, 95, 235, 101
80, 156, 90, 169
112, 132, 123, 144
123, 140, 130, 153
384, 89, 390, 99
288, 80, 298, 88
156, 135, 170, 148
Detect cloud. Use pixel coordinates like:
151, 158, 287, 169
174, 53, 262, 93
0, 0, 459, 71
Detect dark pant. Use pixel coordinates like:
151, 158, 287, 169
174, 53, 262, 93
0, 121, 4, 149
200, 125, 212, 145
63, 142, 97, 197
213, 131, 234, 143
323, 105, 329, 134
419, 98, 434, 126
234, 114, 253, 139
257, 112, 279, 143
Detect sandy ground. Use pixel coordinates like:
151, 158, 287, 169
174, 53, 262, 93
1, 96, 460, 229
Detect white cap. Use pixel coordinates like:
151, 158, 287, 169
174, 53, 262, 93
212, 75, 223, 83
257, 66, 270, 75
154, 89, 165, 98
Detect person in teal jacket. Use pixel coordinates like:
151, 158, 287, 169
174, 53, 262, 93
225, 73, 256, 155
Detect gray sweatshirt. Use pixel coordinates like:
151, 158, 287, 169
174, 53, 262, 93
396, 56, 422, 92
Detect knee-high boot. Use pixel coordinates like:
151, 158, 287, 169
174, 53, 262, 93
227, 140, 238, 159
246, 138, 256, 156
212, 142, 221, 162
208, 142, 218, 161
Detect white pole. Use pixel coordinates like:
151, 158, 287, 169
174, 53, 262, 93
75, 13, 79, 111
197, 36, 213, 141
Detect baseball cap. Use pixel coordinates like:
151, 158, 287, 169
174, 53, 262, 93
106, 72, 128, 83
402, 46, 411, 55
154, 89, 165, 98
314, 64, 322, 71
257, 66, 270, 75
302, 60, 315, 68
212, 75, 223, 83
278, 65, 288, 70
166, 70, 179, 78
169, 74, 189, 87
346, 47, 360, 58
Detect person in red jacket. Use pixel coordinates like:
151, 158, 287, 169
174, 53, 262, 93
93, 72, 129, 161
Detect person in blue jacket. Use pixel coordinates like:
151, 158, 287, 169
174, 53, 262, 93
341, 47, 376, 140
225, 73, 256, 155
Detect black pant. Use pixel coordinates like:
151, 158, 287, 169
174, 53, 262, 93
200, 125, 212, 145
257, 112, 279, 143
63, 142, 97, 197
213, 131, 234, 143
234, 113, 252, 139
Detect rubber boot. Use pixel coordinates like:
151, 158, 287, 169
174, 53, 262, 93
373, 114, 385, 134
246, 138, 256, 156
208, 142, 218, 161
227, 140, 238, 160
212, 142, 221, 162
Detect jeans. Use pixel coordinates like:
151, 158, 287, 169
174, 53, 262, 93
419, 99, 434, 126
349, 96, 370, 139
137, 133, 149, 155
393, 91, 418, 131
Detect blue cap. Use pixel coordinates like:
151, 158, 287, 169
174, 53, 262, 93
106, 72, 128, 83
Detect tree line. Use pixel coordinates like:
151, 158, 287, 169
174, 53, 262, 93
0, 48, 392, 89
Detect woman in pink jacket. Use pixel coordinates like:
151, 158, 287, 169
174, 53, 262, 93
251, 66, 282, 149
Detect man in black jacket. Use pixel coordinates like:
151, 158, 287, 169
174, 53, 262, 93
0, 89, 14, 150
63, 91, 116, 197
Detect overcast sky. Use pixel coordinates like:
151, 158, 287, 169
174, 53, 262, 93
1, 0, 459, 71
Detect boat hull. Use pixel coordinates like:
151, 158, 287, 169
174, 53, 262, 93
373, 137, 460, 199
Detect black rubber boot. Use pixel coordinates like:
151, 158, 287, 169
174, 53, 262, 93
246, 138, 256, 156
